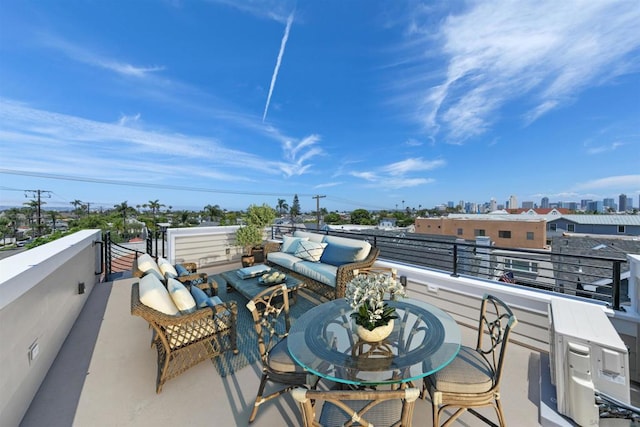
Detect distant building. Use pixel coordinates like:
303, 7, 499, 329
521, 201, 534, 209
508, 195, 518, 210
414, 216, 547, 249
541, 197, 549, 209
619, 194, 628, 212
603, 198, 617, 211
379, 218, 397, 228
547, 215, 640, 238
586, 200, 604, 213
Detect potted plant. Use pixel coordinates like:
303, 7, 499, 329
235, 224, 263, 267
240, 204, 276, 263
345, 272, 406, 342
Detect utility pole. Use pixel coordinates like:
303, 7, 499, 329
25, 189, 52, 237
312, 195, 326, 229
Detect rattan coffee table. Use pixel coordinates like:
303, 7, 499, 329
220, 265, 304, 303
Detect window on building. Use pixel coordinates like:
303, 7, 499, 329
527, 232, 534, 240
567, 224, 575, 232
618, 225, 626, 233
505, 258, 538, 273
549, 223, 557, 231
457, 228, 463, 236
498, 230, 511, 238
474, 229, 485, 237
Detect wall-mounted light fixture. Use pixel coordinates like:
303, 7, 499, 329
78, 282, 85, 294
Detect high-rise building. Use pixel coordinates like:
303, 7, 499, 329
587, 200, 605, 213
489, 198, 497, 212
581, 199, 592, 210
604, 198, 616, 211
522, 201, 534, 209
541, 197, 549, 208
619, 194, 628, 212
508, 195, 518, 210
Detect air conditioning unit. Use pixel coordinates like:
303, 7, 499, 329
549, 298, 630, 426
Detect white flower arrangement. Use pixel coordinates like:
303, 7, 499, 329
345, 272, 406, 331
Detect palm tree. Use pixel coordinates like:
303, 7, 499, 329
50, 211, 58, 232
203, 204, 223, 222
143, 199, 165, 229
276, 198, 289, 216
114, 201, 130, 237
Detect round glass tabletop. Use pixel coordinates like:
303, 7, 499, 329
288, 298, 461, 386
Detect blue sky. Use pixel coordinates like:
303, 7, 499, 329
1, 0, 639, 213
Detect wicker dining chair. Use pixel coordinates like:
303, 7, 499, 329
291, 387, 421, 427
246, 284, 318, 423
424, 294, 518, 427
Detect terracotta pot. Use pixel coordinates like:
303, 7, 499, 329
354, 319, 394, 342
241, 255, 255, 267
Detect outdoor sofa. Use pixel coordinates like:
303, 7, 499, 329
264, 230, 379, 300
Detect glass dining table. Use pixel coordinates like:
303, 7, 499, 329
287, 298, 462, 387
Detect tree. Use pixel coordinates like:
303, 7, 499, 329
351, 209, 373, 225
71, 200, 85, 217
246, 204, 276, 229
276, 198, 289, 216
324, 212, 342, 224
203, 204, 223, 222
144, 199, 165, 227
290, 194, 301, 222
114, 201, 131, 237
50, 211, 58, 232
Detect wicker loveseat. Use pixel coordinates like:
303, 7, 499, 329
130, 274, 238, 393
264, 230, 379, 300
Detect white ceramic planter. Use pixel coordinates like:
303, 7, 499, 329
354, 319, 394, 342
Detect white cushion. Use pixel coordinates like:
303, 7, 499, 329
294, 240, 328, 262
281, 236, 309, 254
137, 253, 163, 277
158, 257, 179, 279
139, 274, 179, 315
167, 278, 197, 314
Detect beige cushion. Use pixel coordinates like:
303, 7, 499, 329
158, 257, 179, 278
139, 273, 179, 316
294, 240, 328, 262
267, 338, 306, 373
167, 278, 196, 314
137, 253, 163, 277
428, 346, 493, 394
281, 236, 309, 254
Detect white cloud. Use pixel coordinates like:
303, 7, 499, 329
586, 142, 624, 155
263, 12, 294, 122
575, 175, 640, 191
314, 182, 343, 189
349, 157, 442, 190
381, 157, 446, 176
396, 1, 640, 142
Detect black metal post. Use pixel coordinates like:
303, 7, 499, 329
612, 260, 622, 311
104, 231, 112, 281
451, 243, 459, 277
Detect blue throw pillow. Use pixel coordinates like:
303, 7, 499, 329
175, 264, 190, 277
190, 285, 209, 309
320, 244, 361, 266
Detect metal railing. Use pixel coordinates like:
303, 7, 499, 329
270, 226, 629, 310
104, 231, 143, 280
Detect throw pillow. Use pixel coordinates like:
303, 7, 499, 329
143, 268, 166, 283
158, 257, 179, 279
175, 264, 190, 276
294, 240, 328, 262
139, 273, 179, 315
281, 236, 309, 254
320, 244, 362, 266
190, 285, 210, 309
136, 253, 163, 277
167, 278, 197, 314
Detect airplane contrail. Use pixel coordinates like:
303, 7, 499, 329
262, 12, 294, 122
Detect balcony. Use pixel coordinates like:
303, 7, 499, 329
2, 227, 639, 426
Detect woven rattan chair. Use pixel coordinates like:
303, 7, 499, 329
291, 387, 420, 427
246, 284, 318, 423
424, 294, 518, 426
130, 282, 238, 393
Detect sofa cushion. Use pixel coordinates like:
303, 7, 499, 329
281, 235, 309, 254
190, 285, 210, 309
139, 273, 180, 315
267, 251, 303, 271
158, 257, 179, 279
322, 235, 371, 262
167, 278, 197, 314
293, 230, 325, 243
136, 253, 163, 277
143, 268, 166, 283
320, 243, 362, 266
294, 261, 337, 287
295, 240, 328, 262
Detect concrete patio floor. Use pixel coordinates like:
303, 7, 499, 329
22, 262, 548, 426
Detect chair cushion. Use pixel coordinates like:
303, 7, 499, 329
294, 261, 337, 287
143, 268, 166, 283
138, 273, 179, 316
281, 236, 309, 254
267, 251, 303, 270
428, 346, 494, 394
167, 278, 197, 314
158, 257, 179, 279
267, 338, 307, 373
320, 243, 362, 266
294, 240, 327, 262
319, 399, 402, 427
190, 284, 210, 309
136, 253, 163, 277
